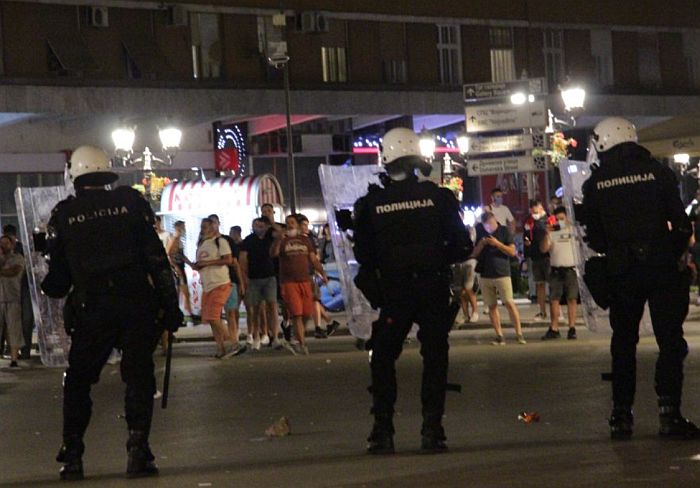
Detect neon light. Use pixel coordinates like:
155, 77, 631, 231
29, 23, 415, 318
353, 147, 380, 154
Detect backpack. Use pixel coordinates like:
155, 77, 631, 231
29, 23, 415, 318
215, 235, 238, 283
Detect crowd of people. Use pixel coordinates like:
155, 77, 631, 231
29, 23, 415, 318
451, 187, 580, 345
157, 204, 339, 357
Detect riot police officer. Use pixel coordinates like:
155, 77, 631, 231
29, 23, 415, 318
580, 118, 699, 439
352, 128, 472, 453
41, 146, 183, 479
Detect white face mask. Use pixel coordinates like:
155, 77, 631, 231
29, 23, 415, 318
287, 229, 298, 237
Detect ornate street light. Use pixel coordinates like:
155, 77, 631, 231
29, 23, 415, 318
560, 85, 586, 112
111, 125, 182, 170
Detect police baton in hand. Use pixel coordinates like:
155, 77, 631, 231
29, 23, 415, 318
161, 331, 174, 409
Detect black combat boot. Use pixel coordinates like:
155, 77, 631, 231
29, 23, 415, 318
658, 397, 700, 439
609, 406, 634, 440
420, 416, 448, 453
56, 435, 84, 481
366, 415, 395, 455
126, 430, 159, 478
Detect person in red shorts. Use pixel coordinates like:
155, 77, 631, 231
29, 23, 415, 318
271, 214, 327, 355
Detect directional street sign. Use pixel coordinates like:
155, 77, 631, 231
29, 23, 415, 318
469, 133, 535, 155
467, 155, 547, 176
463, 78, 546, 101
466, 100, 546, 133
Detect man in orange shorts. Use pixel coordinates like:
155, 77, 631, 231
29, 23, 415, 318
193, 217, 233, 358
271, 214, 327, 355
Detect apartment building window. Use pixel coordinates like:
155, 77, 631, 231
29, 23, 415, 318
321, 47, 347, 83
683, 32, 700, 89
383, 60, 407, 84
437, 25, 462, 85
543, 29, 565, 91
638, 32, 661, 89
590, 29, 614, 88
489, 27, 515, 82
190, 13, 222, 79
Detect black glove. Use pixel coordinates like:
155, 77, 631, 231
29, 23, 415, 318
159, 307, 184, 333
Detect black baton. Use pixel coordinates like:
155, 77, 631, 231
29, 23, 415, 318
161, 331, 174, 409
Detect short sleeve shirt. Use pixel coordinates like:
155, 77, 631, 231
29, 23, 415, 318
478, 225, 514, 279
0, 253, 25, 302
196, 237, 232, 292
241, 233, 276, 279
487, 205, 514, 227
278, 235, 314, 284
549, 225, 577, 268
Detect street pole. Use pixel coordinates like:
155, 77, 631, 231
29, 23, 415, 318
283, 62, 297, 214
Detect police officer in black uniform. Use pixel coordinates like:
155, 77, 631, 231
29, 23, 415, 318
352, 128, 472, 453
580, 118, 699, 440
41, 146, 183, 479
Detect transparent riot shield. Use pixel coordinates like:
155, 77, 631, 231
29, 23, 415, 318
15, 186, 72, 367
559, 159, 651, 334
318, 165, 383, 340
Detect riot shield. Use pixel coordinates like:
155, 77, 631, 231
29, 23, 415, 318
318, 165, 383, 340
15, 186, 71, 367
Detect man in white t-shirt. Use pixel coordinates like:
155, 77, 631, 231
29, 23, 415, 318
484, 187, 515, 235
193, 217, 233, 358
540, 206, 579, 340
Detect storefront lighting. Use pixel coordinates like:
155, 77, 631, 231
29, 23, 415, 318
674, 153, 690, 164
419, 129, 436, 159
457, 133, 470, 154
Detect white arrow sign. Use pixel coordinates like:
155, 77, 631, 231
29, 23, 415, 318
469, 134, 534, 155
467, 155, 547, 176
466, 100, 547, 133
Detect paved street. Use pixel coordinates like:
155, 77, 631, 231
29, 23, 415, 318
4, 319, 700, 487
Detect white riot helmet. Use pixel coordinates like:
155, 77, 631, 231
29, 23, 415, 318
380, 128, 432, 176
590, 117, 638, 154
68, 145, 118, 186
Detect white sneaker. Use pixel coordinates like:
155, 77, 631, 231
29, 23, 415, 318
246, 335, 254, 346
261, 335, 270, 346
252, 338, 261, 351
469, 312, 480, 323
153, 390, 163, 399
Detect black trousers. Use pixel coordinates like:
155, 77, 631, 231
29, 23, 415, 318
63, 295, 159, 441
370, 272, 452, 425
608, 265, 689, 407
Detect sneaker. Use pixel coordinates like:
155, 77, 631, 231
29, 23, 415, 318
261, 335, 270, 346
534, 312, 548, 322
567, 327, 577, 340
281, 340, 297, 355
314, 326, 328, 339
153, 390, 163, 400
541, 328, 561, 340
659, 415, 700, 439
246, 335, 254, 346
468, 312, 480, 323
294, 343, 309, 356
516, 335, 527, 344
326, 320, 340, 336
222, 343, 248, 359
491, 335, 505, 346
252, 338, 261, 351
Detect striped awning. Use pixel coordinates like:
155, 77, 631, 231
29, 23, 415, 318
159, 174, 284, 215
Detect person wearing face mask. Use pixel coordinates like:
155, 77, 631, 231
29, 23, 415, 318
523, 199, 550, 322
471, 212, 525, 346
539, 206, 578, 340
484, 188, 515, 235
352, 128, 472, 454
